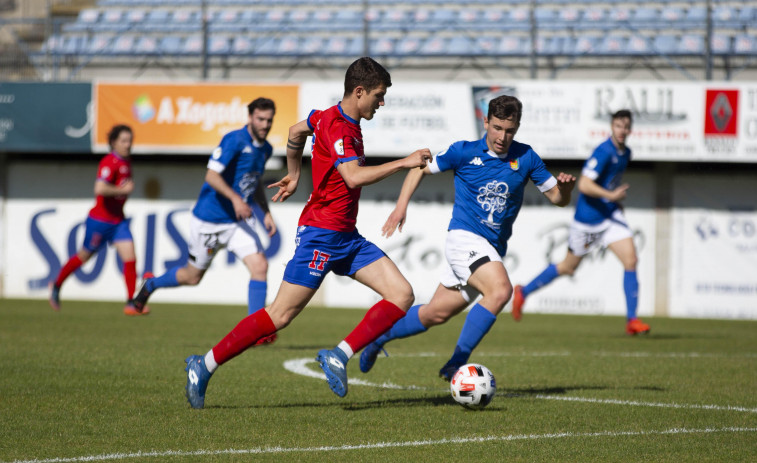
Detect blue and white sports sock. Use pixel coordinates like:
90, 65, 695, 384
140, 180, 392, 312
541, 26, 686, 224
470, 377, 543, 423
247, 279, 267, 315
522, 263, 559, 297
624, 270, 639, 320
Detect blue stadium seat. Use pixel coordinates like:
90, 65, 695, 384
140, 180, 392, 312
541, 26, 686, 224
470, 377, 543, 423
597, 35, 626, 55
64, 8, 99, 32
277, 37, 302, 55
660, 6, 684, 23
169, 9, 201, 33
333, 9, 363, 28
457, 9, 481, 28
254, 37, 281, 56
231, 36, 255, 55
608, 6, 631, 24
209, 9, 242, 33
733, 35, 757, 55
143, 9, 171, 32
625, 36, 651, 55
207, 35, 231, 55
580, 7, 609, 30
570, 36, 600, 54
557, 7, 581, 27
300, 36, 325, 55
419, 37, 447, 55
446, 36, 473, 55
677, 34, 703, 55
497, 36, 529, 55
323, 36, 363, 56
710, 34, 731, 55
108, 35, 135, 55
84, 34, 112, 55
430, 8, 457, 27
395, 36, 423, 55
370, 37, 395, 56
630, 7, 658, 28
652, 34, 678, 54
737, 6, 755, 26
473, 36, 499, 56
159, 35, 183, 55
133, 36, 159, 55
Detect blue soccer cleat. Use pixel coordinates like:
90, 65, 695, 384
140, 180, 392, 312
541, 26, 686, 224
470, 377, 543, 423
439, 359, 463, 382
316, 348, 349, 398
359, 342, 388, 373
185, 355, 212, 409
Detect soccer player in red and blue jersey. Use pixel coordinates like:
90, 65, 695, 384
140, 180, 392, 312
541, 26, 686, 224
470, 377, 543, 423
512, 109, 651, 335
182, 57, 432, 408
49, 124, 145, 316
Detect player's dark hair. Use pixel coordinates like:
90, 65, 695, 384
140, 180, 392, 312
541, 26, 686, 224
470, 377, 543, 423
612, 109, 633, 123
344, 57, 392, 96
107, 124, 132, 147
487, 95, 522, 123
248, 97, 276, 115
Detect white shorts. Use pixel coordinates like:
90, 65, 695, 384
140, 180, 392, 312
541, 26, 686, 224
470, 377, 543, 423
568, 209, 633, 257
440, 229, 503, 303
187, 215, 264, 270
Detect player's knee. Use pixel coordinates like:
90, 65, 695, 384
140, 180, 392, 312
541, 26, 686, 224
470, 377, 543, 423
185, 273, 203, 285
623, 256, 638, 270
489, 285, 513, 311
390, 282, 415, 311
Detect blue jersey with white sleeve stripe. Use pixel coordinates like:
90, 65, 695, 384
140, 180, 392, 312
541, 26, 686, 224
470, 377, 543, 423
429, 136, 556, 256
192, 126, 273, 223
574, 137, 630, 225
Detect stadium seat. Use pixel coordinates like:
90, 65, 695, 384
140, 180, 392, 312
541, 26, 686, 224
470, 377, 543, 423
395, 36, 423, 56
170, 9, 201, 33
231, 36, 255, 55
580, 7, 609, 30
159, 36, 183, 55
370, 37, 395, 56
64, 8, 100, 32
430, 8, 457, 28
710, 34, 731, 55
571, 36, 599, 54
446, 36, 473, 55
608, 6, 631, 24
276, 36, 301, 55
652, 34, 678, 54
333, 9, 363, 28
733, 35, 757, 55
677, 34, 704, 55
630, 7, 658, 28
737, 6, 755, 27
300, 36, 325, 55
660, 6, 684, 23
84, 34, 112, 55
597, 35, 626, 55
323, 36, 363, 56
134, 36, 159, 55
207, 35, 231, 55
625, 35, 651, 55
473, 36, 499, 56
497, 36, 529, 56
109, 35, 136, 55
254, 37, 280, 56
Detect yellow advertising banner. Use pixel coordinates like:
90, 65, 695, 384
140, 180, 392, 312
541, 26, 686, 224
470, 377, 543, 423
94, 82, 298, 154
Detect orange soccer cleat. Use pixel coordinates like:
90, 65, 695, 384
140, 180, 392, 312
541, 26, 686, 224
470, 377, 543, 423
511, 285, 525, 322
626, 318, 650, 335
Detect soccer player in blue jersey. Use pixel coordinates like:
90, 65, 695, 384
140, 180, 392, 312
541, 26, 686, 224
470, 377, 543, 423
511, 109, 650, 336
359, 95, 576, 380
132, 98, 278, 334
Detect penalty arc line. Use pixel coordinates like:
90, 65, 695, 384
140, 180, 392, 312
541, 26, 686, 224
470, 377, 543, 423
283, 358, 757, 414
6, 427, 757, 463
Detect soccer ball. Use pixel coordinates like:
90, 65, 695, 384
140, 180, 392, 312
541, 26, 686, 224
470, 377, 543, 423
449, 363, 496, 410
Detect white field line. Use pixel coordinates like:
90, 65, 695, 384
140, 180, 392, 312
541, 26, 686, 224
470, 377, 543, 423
7, 427, 757, 463
284, 358, 757, 413
392, 351, 757, 359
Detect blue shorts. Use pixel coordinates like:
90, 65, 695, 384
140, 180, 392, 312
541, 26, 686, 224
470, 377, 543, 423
82, 216, 133, 252
283, 226, 386, 289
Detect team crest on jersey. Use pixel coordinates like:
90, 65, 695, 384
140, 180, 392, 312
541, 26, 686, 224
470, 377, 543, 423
212, 147, 222, 159
100, 166, 111, 178
509, 159, 519, 170
334, 139, 345, 156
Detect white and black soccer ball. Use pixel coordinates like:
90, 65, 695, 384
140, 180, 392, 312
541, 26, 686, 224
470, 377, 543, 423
449, 363, 496, 410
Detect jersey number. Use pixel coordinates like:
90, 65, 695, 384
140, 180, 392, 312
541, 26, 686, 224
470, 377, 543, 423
309, 250, 331, 270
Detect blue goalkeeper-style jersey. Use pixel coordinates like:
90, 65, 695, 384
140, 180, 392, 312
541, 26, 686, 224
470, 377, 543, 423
574, 137, 630, 225
429, 136, 556, 256
193, 125, 272, 223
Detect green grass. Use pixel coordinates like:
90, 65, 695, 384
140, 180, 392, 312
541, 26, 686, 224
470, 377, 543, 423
1, 298, 755, 462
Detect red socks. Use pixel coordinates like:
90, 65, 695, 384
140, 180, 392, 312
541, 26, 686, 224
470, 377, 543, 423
123, 260, 136, 300
344, 299, 405, 353
212, 310, 277, 365
55, 255, 83, 287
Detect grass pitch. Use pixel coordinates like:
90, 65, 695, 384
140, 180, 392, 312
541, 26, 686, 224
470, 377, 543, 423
1, 298, 755, 462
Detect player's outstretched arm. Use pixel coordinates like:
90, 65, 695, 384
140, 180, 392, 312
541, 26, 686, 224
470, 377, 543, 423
338, 148, 432, 189
270, 120, 312, 202
382, 166, 429, 237
578, 176, 629, 203
543, 172, 577, 207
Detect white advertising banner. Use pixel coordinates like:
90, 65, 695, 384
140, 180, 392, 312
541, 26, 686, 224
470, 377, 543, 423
295, 80, 757, 162
298, 82, 478, 156
3, 199, 299, 308
669, 176, 757, 319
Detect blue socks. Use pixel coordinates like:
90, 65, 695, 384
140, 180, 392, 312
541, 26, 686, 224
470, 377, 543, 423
624, 270, 639, 320
373, 305, 427, 347
247, 279, 267, 315
449, 303, 497, 366
147, 266, 179, 292
522, 263, 559, 297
